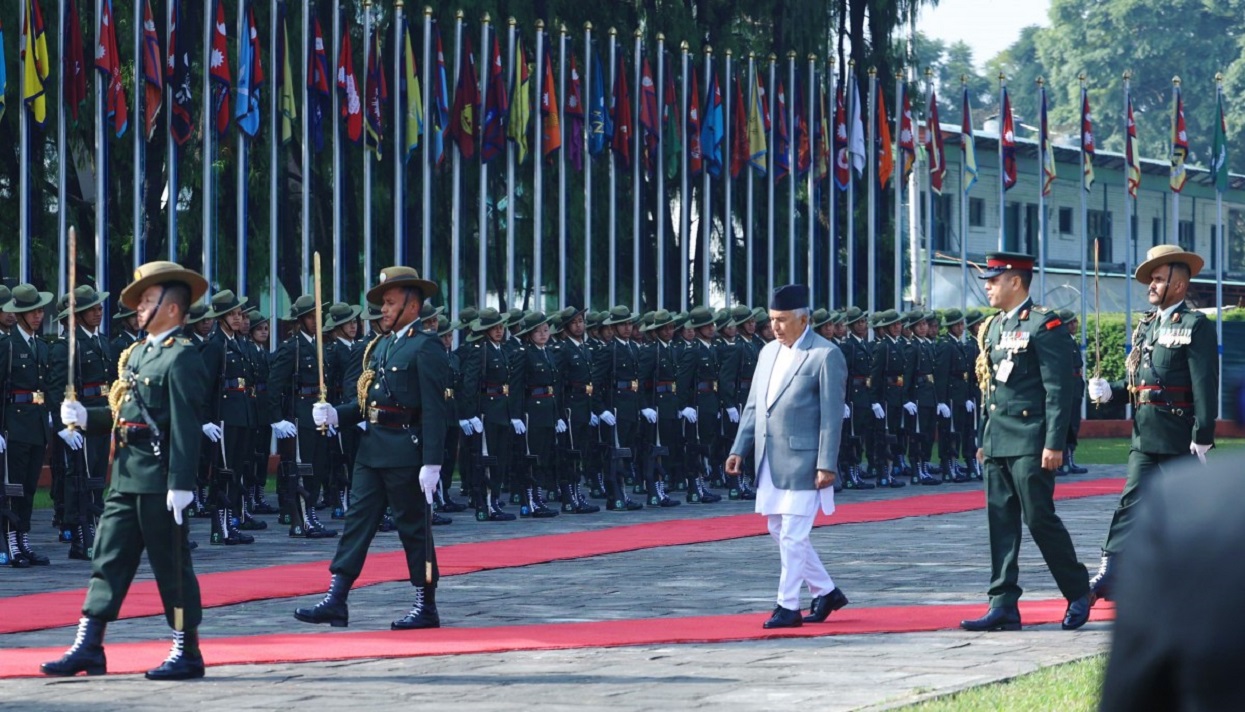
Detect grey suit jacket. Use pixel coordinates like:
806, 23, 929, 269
730, 328, 847, 490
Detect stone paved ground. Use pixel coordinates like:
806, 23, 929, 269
0, 465, 1126, 709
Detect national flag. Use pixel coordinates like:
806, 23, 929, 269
639, 55, 659, 174
748, 72, 768, 175
1001, 87, 1017, 191
794, 74, 810, 176
430, 23, 449, 165
209, 0, 231, 136
236, 3, 264, 139
848, 77, 865, 176
480, 32, 507, 163
402, 20, 422, 159
507, 37, 530, 163
1125, 95, 1140, 198
961, 86, 977, 194
730, 74, 748, 179
1080, 88, 1094, 191
927, 90, 946, 194
610, 54, 632, 170
95, 0, 128, 137
1170, 88, 1188, 193
662, 60, 680, 180
307, 16, 331, 151
877, 89, 893, 188
140, 0, 164, 140
687, 69, 702, 177
833, 85, 849, 190
0, 19, 7, 123
1040, 87, 1055, 197
898, 85, 915, 180
446, 33, 478, 159
364, 26, 388, 155
63, 0, 87, 121
541, 45, 561, 159
1212, 90, 1229, 194
587, 48, 608, 157
815, 83, 831, 181
167, 0, 195, 146
21, 0, 50, 126
701, 66, 724, 178
773, 78, 788, 181
337, 22, 362, 144
275, 2, 296, 145
565, 50, 585, 171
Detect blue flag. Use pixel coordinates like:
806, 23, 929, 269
235, 4, 263, 137
588, 49, 609, 156
0, 19, 7, 123
701, 67, 724, 178
430, 21, 449, 166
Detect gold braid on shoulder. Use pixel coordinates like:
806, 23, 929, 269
355, 337, 383, 407
107, 341, 144, 418
975, 314, 997, 397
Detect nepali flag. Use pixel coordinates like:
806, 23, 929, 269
540, 44, 561, 159
565, 50, 585, 171
63, 0, 87, 121
166, 0, 195, 145
208, 0, 231, 136
140, 0, 163, 140
95, 0, 128, 137
687, 69, 702, 177
1001, 86, 1017, 191
307, 16, 331, 151
927, 90, 946, 194
639, 55, 658, 174
833, 86, 848, 190
479, 32, 508, 164
610, 53, 632, 170
337, 22, 362, 144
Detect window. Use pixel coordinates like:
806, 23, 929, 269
1004, 203, 1022, 252
1059, 207, 1074, 234
969, 198, 985, 227
1023, 203, 1039, 255
1152, 217, 1163, 248
1178, 220, 1195, 253
931, 194, 953, 251
1087, 209, 1112, 262
1229, 210, 1245, 273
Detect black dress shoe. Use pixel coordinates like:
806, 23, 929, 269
959, 606, 1021, 632
431, 512, 453, 525
1062, 595, 1091, 630
803, 588, 850, 623
762, 606, 803, 629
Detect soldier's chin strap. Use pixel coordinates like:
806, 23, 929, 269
136, 287, 170, 334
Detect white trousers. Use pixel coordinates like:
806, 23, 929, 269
767, 512, 835, 611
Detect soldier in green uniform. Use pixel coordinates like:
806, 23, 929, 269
635, 310, 682, 508
838, 307, 875, 490
754, 308, 773, 342
49, 286, 116, 559
591, 306, 647, 510
0, 285, 55, 568
960, 309, 985, 480
436, 315, 467, 517
960, 252, 1090, 633
43, 261, 210, 679
1056, 309, 1089, 476
0, 286, 15, 337
933, 309, 971, 483
509, 312, 562, 518
811, 309, 834, 340
321, 302, 362, 520
184, 301, 213, 346
715, 310, 745, 496
110, 306, 142, 362
296, 266, 449, 631
676, 306, 725, 504
904, 312, 940, 485
1085, 245, 1218, 602
459, 308, 519, 521
449, 306, 478, 505
867, 310, 907, 488
729, 304, 761, 498
553, 307, 601, 513
245, 310, 279, 515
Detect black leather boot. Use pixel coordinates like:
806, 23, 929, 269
68, 525, 91, 561
16, 531, 49, 565
573, 483, 600, 513
302, 505, 338, 538
251, 484, 279, 515
144, 628, 206, 680
41, 617, 107, 676
1067, 447, 1089, 474
391, 585, 440, 630
294, 573, 353, 627
1089, 552, 1115, 603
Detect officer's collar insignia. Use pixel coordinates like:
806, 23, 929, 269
163, 337, 176, 347
1019, 309, 1030, 321
1172, 312, 1182, 323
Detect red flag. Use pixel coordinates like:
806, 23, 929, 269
63, 0, 87, 120
565, 51, 585, 171
610, 54, 632, 169
1126, 96, 1140, 198
479, 33, 507, 163
1081, 89, 1096, 191
773, 79, 788, 181
208, 0, 230, 136
898, 87, 915, 179
795, 79, 810, 176
140, 0, 163, 140
94, 0, 128, 137
638, 56, 658, 174
730, 74, 748, 179
337, 24, 362, 144
1001, 87, 1017, 191
877, 90, 893, 188
364, 26, 388, 153
687, 69, 702, 177
834, 86, 849, 190
927, 90, 946, 194
447, 34, 478, 159
541, 46, 561, 158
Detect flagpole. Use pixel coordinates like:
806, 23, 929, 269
534, 21, 548, 308
421, 8, 432, 279
300, 0, 310, 293
1081, 74, 1090, 357
827, 56, 836, 308
806, 55, 815, 303
607, 27, 617, 308
1124, 73, 1134, 420
787, 52, 796, 290
450, 10, 463, 313
997, 72, 1005, 252
846, 60, 856, 308
1216, 72, 1225, 409
723, 50, 734, 305
477, 15, 490, 308
1036, 78, 1047, 302
168, 0, 178, 262
202, 0, 215, 289
133, 0, 146, 273
20, 0, 31, 284
505, 18, 516, 308
632, 29, 642, 312
893, 70, 902, 310
583, 23, 593, 310
703, 46, 714, 305
680, 42, 690, 312
867, 67, 876, 315
924, 68, 934, 308
1171, 77, 1181, 243
558, 25, 568, 308
269, 0, 278, 332
57, 0, 68, 294
767, 53, 776, 302
656, 35, 666, 309
393, 1, 405, 272
338, 2, 350, 302
236, 0, 247, 292
960, 75, 969, 313
745, 53, 755, 307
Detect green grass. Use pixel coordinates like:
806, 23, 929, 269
899, 655, 1105, 711
1074, 438, 1245, 465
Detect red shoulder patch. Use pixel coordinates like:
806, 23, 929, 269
1045, 318, 1063, 330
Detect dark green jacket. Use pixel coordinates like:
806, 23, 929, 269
640, 339, 680, 420
676, 339, 721, 415
908, 338, 937, 407
267, 331, 337, 426
510, 343, 561, 428
203, 330, 259, 427
49, 326, 116, 411
0, 331, 52, 446
555, 337, 597, 421
460, 341, 519, 425
870, 336, 909, 408
593, 338, 644, 420
934, 334, 973, 405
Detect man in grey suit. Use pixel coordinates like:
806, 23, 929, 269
726, 285, 851, 629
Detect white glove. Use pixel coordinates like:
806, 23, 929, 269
201, 423, 223, 442
418, 465, 442, 504
327, 424, 338, 438
589, 413, 600, 427
0, 434, 6, 453
58, 428, 85, 450
459, 419, 475, 436
965, 400, 976, 414
61, 400, 89, 428
271, 420, 298, 438
167, 489, 195, 526
1088, 377, 1112, 403
357, 421, 368, 432
843, 404, 851, 419
903, 402, 918, 415
312, 402, 339, 427
511, 419, 527, 434
555, 419, 568, 433
469, 416, 484, 433
726, 407, 740, 423
871, 403, 885, 419
1191, 442, 1212, 464
641, 408, 658, 423
679, 407, 698, 423
936, 403, 951, 419
600, 411, 617, 426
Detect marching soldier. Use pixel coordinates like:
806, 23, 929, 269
636, 310, 682, 508
245, 310, 279, 515
1057, 309, 1089, 476
591, 306, 646, 510
840, 307, 875, 490
553, 307, 600, 513
960, 252, 1090, 633
933, 309, 972, 483
676, 306, 725, 504
297, 266, 448, 631
48, 285, 115, 559
905, 311, 940, 486
509, 312, 562, 518
267, 295, 338, 539
1086, 245, 1218, 603
44, 261, 210, 679
868, 309, 907, 488
459, 308, 519, 521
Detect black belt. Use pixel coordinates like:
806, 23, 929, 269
528, 386, 555, 398
116, 421, 153, 446
482, 384, 509, 397
654, 381, 676, 394
296, 385, 320, 397
224, 377, 248, 389
81, 382, 109, 398
9, 390, 45, 405
568, 381, 594, 396
366, 405, 423, 428
696, 381, 717, 393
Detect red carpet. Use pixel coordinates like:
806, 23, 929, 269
0, 598, 1116, 678
0, 478, 1123, 636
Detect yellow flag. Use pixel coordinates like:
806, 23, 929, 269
279, 14, 297, 144
404, 25, 422, 158
21, 0, 50, 126
748, 75, 768, 174
507, 39, 531, 164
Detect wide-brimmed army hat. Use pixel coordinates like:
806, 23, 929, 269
844, 306, 866, 325
248, 312, 270, 328
643, 309, 677, 332
516, 310, 551, 337
186, 299, 213, 324
559, 305, 586, 324
1134, 244, 1204, 284
359, 302, 382, 322
506, 308, 526, 327
811, 308, 832, 328
1057, 309, 1078, 324
119, 261, 208, 311
729, 305, 754, 324
206, 289, 248, 319
365, 266, 438, 305
685, 306, 716, 329
710, 309, 731, 330
419, 302, 446, 321
585, 311, 603, 329
0, 286, 12, 309
472, 308, 506, 332
941, 308, 966, 327
873, 309, 903, 328
64, 284, 109, 317
602, 305, 638, 326
323, 302, 363, 331
829, 310, 846, 326
751, 307, 770, 325
436, 315, 453, 337
288, 295, 318, 319
112, 305, 137, 321
454, 306, 479, 331
965, 309, 986, 328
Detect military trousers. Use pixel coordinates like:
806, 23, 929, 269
330, 463, 439, 586
522, 425, 557, 490
84, 489, 202, 630
907, 405, 935, 461
9, 441, 45, 534
557, 417, 592, 487
983, 454, 1089, 608
294, 425, 331, 504
250, 424, 272, 491
1102, 449, 1192, 555
63, 430, 110, 528
958, 403, 979, 462
441, 425, 460, 495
